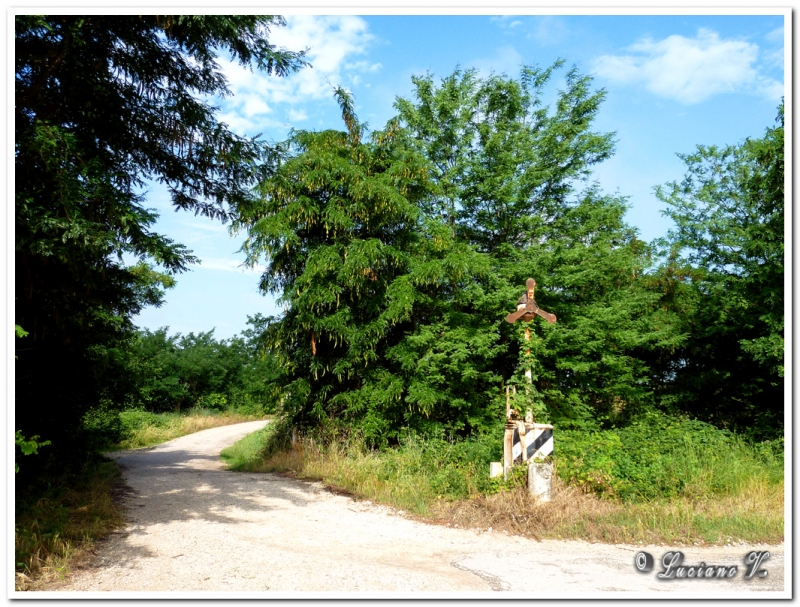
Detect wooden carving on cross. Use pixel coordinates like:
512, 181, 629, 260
501, 278, 557, 474
503, 277, 556, 421
505, 278, 556, 325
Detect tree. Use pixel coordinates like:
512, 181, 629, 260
235, 88, 464, 443
240, 67, 680, 445
394, 63, 615, 254
394, 66, 676, 430
15, 16, 305, 472
653, 104, 784, 437
121, 322, 279, 414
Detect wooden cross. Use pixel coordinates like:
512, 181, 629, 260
505, 278, 556, 324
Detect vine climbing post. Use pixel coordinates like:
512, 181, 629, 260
493, 278, 557, 500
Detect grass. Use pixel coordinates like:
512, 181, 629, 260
219, 425, 274, 469
114, 408, 269, 450
15, 407, 270, 591
434, 477, 783, 546
222, 421, 784, 547
14, 458, 126, 591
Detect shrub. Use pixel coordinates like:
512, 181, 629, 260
196, 392, 228, 411
81, 405, 124, 450
556, 411, 783, 501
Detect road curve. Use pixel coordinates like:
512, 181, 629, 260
42, 421, 785, 598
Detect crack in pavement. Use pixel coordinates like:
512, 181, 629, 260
451, 557, 510, 591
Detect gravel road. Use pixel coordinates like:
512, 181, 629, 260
42, 421, 785, 598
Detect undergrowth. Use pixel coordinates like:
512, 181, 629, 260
223, 411, 784, 546
111, 408, 267, 450
15, 457, 125, 591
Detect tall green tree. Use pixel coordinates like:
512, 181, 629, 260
236, 89, 485, 442
241, 67, 681, 444
121, 320, 280, 414
653, 104, 784, 436
15, 15, 305, 471
394, 65, 678, 430
394, 63, 615, 254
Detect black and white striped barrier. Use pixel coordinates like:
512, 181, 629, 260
496, 421, 554, 502
512, 422, 553, 463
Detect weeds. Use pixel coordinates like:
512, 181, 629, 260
15, 458, 125, 591
434, 476, 783, 546
114, 408, 267, 450
223, 415, 784, 546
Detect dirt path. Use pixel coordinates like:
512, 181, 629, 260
42, 421, 785, 597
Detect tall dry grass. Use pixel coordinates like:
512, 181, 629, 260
433, 476, 783, 546
115, 410, 267, 450
15, 460, 126, 591
234, 432, 784, 547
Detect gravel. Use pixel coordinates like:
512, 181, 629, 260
36, 421, 785, 598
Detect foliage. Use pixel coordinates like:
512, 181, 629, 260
652, 104, 784, 437
394, 63, 615, 252
238, 66, 686, 444
14, 431, 51, 474
81, 406, 125, 451
14, 324, 28, 342
15, 458, 125, 590
15, 15, 304, 474
556, 411, 783, 500
121, 315, 281, 414
235, 86, 499, 443
125, 328, 237, 412
395, 66, 682, 430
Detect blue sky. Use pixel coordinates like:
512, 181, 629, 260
132, 12, 786, 340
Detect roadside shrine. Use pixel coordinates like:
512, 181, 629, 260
491, 278, 555, 501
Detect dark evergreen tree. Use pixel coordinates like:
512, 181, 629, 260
235, 89, 491, 443
15, 15, 304, 472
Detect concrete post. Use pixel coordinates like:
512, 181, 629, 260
503, 424, 514, 479
528, 461, 553, 502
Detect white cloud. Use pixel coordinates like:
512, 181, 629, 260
288, 108, 308, 122
345, 60, 382, 73
217, 15, 376, 133
593, 29, 783, 104
240, 94, 272, 117
217, 110, 258, 136
491, 16, 523, 30
527, 16, 570, 46
765, 26, 784, 44
199, 257, 266, 274
181, 220, 227, 234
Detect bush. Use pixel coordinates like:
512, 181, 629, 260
196, 392, 228, 411
81, 405, 124, 450
304, 424, 505, 502
227, 391, 268, 416
556, 411, 783, 501
117, 409, 176, 439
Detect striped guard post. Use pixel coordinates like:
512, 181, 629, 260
512, 423, 553, 463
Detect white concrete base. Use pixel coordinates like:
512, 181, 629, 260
489, 462, 503, 478
528, 461, 553, 502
